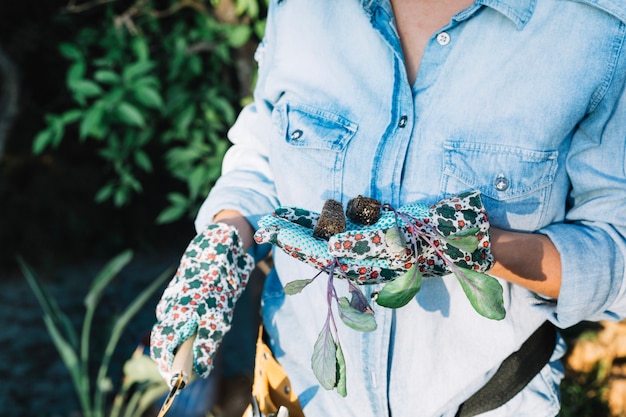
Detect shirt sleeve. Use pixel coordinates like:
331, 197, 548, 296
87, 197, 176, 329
537, 52, 626, 328
195, 7, 280, 252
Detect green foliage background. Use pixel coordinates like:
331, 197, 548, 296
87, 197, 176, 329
34, 0, 266, 224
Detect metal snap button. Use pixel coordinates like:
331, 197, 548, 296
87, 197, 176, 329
290, 129, 303, 140
494, 174, 510, 192
398, 115, 408, 128
436, 32, 451, 46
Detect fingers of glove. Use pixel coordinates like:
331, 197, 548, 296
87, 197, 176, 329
427, 190, 489, 237
254, 224, 280, 246
426, 191, 493, 271
276, 223, 334, 270
256, 214, 299, 242
192, 310, 235, 378
260, 217, 332, 263
271, 206, 321, 229
150, 315, 198, 382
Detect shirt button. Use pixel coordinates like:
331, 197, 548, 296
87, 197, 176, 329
290, 129, 303, 140
494, 174, 510, 192
398, 115, 408, 128
436, 32, 451, 46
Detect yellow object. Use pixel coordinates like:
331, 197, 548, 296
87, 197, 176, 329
243, 327, 305, 417
156, 335, 195, 417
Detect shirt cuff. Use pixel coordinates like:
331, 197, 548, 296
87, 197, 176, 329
538, 222, 626, 328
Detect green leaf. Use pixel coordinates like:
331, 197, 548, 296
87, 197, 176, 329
167, 192, 189, 206
225, 24, 252, 48
335, 342, 347, 397
123, 61, 155, 82
188, 165, 208, 199
443, 227, 480, 253
69, 79, 103, 97
156, 204, 188, 224
235, 0, 260, 18
94, 183, 114, 203
67, 61, 86, 84
454, 267, 506, 320
385, 226, 407, 255
134, 150, 153, 172
84, 250, 133, 310
19, 257, 79, 348
43, 315, 90, 412
59, 42, 82, 60
61, 109, 84, 124
131, 36, 149, 62
133, 85, 163, 109
174, 105, 196, 135
94, 70, 120, 84
311, 327, 337, 390
116, 102, 145, 127
375, 266, 422, 308
32, 129, 52, 154
284, 278, 314, 295
114, 355, 167, 417
254, 20, 266, 40
79, 104, 105, 139
94, 265, 174, 411
113, 187, 130, 207
337, 297, 377, 332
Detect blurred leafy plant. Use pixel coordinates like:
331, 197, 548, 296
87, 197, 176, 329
33, 0, 266, 223
20, 251, 174, 417
560, 361, 611, 417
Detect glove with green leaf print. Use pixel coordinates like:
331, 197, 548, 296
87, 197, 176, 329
150, 223, 254, 381
254, 190, 493, 282
328, 190, 494, 278
254, 205, 405, 283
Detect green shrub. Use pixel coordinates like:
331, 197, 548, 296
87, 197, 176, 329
33, 0, 266, 223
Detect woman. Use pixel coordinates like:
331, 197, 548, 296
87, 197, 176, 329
151, 1, 626, 415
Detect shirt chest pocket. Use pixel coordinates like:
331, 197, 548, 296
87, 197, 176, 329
270, 102, 357, 204
441, 141, 558, 231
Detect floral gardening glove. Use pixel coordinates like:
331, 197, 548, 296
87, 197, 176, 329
254, 207, 402, 283
150, 223, 254, 381
328, 190, 494, 277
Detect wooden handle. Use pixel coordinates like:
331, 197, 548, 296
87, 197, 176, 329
171, 334, 195, 384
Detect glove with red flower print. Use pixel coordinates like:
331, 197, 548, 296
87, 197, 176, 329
254, 206, 404, 283
328, 190, 494, 277
150, 223, 254, 382
254, 190, 493, 283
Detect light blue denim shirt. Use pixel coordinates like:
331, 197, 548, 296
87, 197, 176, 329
197, 0, 626, 415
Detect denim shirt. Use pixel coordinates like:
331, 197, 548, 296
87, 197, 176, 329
197, 1, 626, 415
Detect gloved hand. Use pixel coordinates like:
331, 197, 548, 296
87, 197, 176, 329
329, 190, 493, 277
254, 206, 400, 283
150, 223, 255, 381
254, 190, 492, 283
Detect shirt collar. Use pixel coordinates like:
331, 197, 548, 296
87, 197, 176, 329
362, 0, 626, 29
473, 0, 536, 29
362, 0, 537, 30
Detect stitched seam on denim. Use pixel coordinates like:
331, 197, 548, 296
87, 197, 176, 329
588, 22, 626, 113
